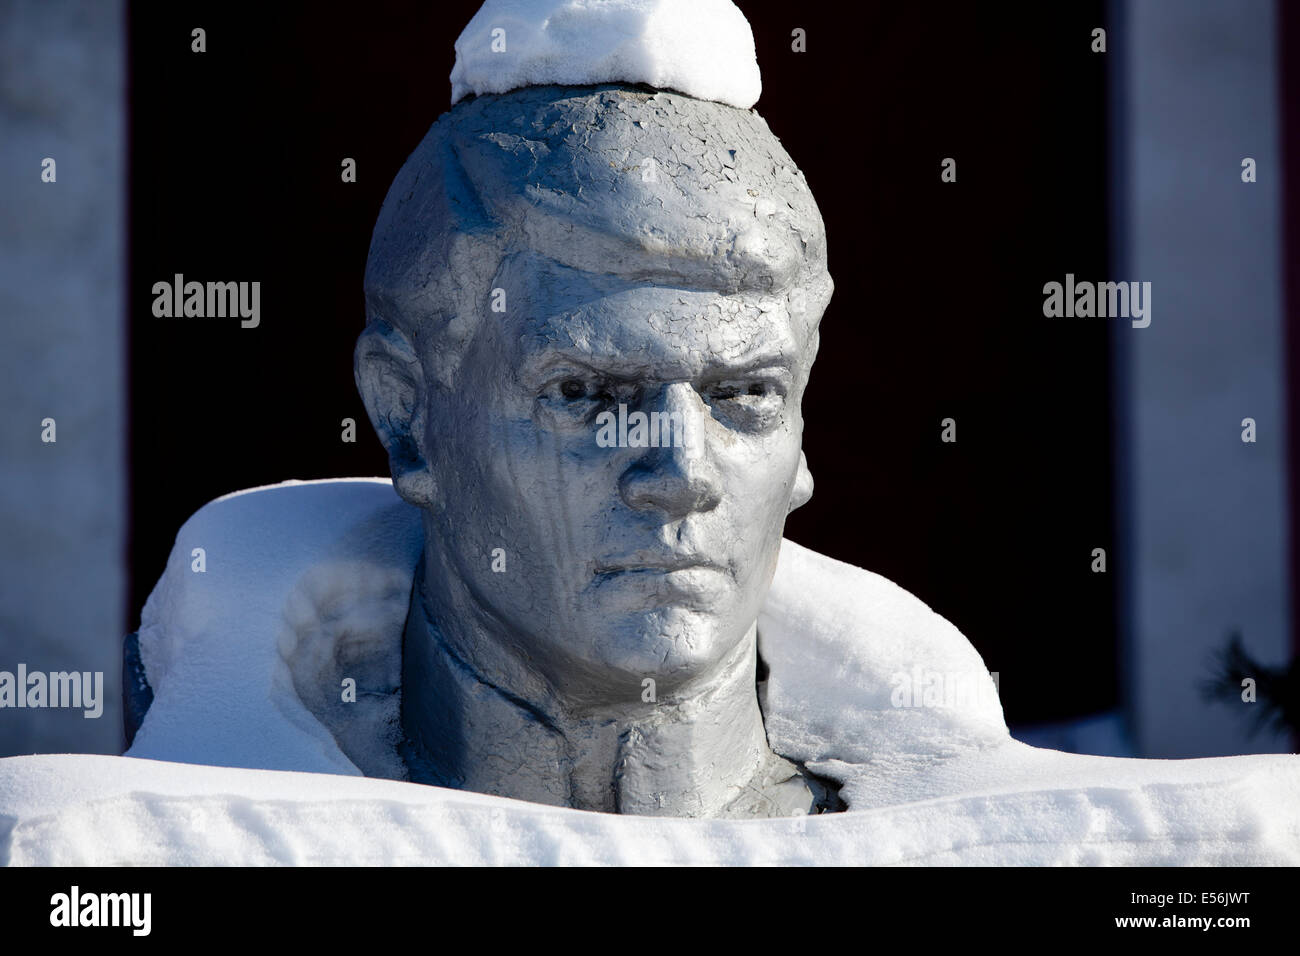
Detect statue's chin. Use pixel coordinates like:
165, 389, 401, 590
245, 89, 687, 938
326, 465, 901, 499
545, 610, 753, 699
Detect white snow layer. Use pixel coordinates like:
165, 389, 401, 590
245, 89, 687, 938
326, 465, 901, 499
1, 478, 1298, 865
449, 0, 762, 109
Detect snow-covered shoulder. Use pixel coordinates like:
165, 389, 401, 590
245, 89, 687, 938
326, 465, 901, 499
449, 0, 762, 109
130, 478, 423, 778
760, 538, 1010, 772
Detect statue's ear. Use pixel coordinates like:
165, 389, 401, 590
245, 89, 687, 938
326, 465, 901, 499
788, 449, 813, 513
354, 321, 438, 509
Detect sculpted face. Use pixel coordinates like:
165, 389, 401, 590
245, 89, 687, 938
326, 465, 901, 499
419, 256, 818, 704
359, 85, 832, 718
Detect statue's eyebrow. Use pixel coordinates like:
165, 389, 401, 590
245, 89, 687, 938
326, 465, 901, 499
695, 352, 796, 382
519, 345, 795, 384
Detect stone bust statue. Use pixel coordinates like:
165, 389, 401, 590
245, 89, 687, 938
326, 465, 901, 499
87, 1, 1300, 865
354, 82, 837, 818
31, 0, 1292, 865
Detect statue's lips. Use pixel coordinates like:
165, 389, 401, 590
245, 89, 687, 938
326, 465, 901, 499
592, 555, 726, 577
591, 556, 730, 601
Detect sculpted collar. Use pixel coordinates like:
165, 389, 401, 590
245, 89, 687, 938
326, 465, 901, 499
399, 563, 836, 817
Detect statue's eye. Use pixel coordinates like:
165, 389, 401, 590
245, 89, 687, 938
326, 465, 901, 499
549, 376, 616, 406
701, 377, 787, 432
707, 381, 773, 402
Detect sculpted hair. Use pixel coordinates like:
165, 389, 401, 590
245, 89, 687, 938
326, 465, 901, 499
360, 83, 833, 392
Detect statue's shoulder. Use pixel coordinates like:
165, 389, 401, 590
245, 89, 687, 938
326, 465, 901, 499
169, 478, 418, 544
764, 538, 998, 682
760, 538, 1009, 767
137, 478, 422, 684
128, 479, 422, 776
149, 478, 421, 587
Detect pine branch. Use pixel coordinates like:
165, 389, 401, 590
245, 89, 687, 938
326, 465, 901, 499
1199, 631, 1299, 739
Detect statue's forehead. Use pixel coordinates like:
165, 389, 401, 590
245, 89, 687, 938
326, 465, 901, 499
503, 281, 810, 380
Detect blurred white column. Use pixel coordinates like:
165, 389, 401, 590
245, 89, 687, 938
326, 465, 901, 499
1115, 0, 1292, 755
0, 1, 125, 754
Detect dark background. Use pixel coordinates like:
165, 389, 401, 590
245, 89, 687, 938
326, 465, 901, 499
128, 0, 1113, 725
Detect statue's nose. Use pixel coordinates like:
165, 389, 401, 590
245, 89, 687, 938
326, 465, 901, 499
617, 383, 722, 520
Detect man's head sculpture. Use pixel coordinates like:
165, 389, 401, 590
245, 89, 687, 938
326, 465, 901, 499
356, 84, 835, 817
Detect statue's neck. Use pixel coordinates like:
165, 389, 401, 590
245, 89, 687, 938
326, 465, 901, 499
400, 563, 801, 817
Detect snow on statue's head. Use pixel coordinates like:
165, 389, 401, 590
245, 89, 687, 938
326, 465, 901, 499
355, 9, 832, 715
